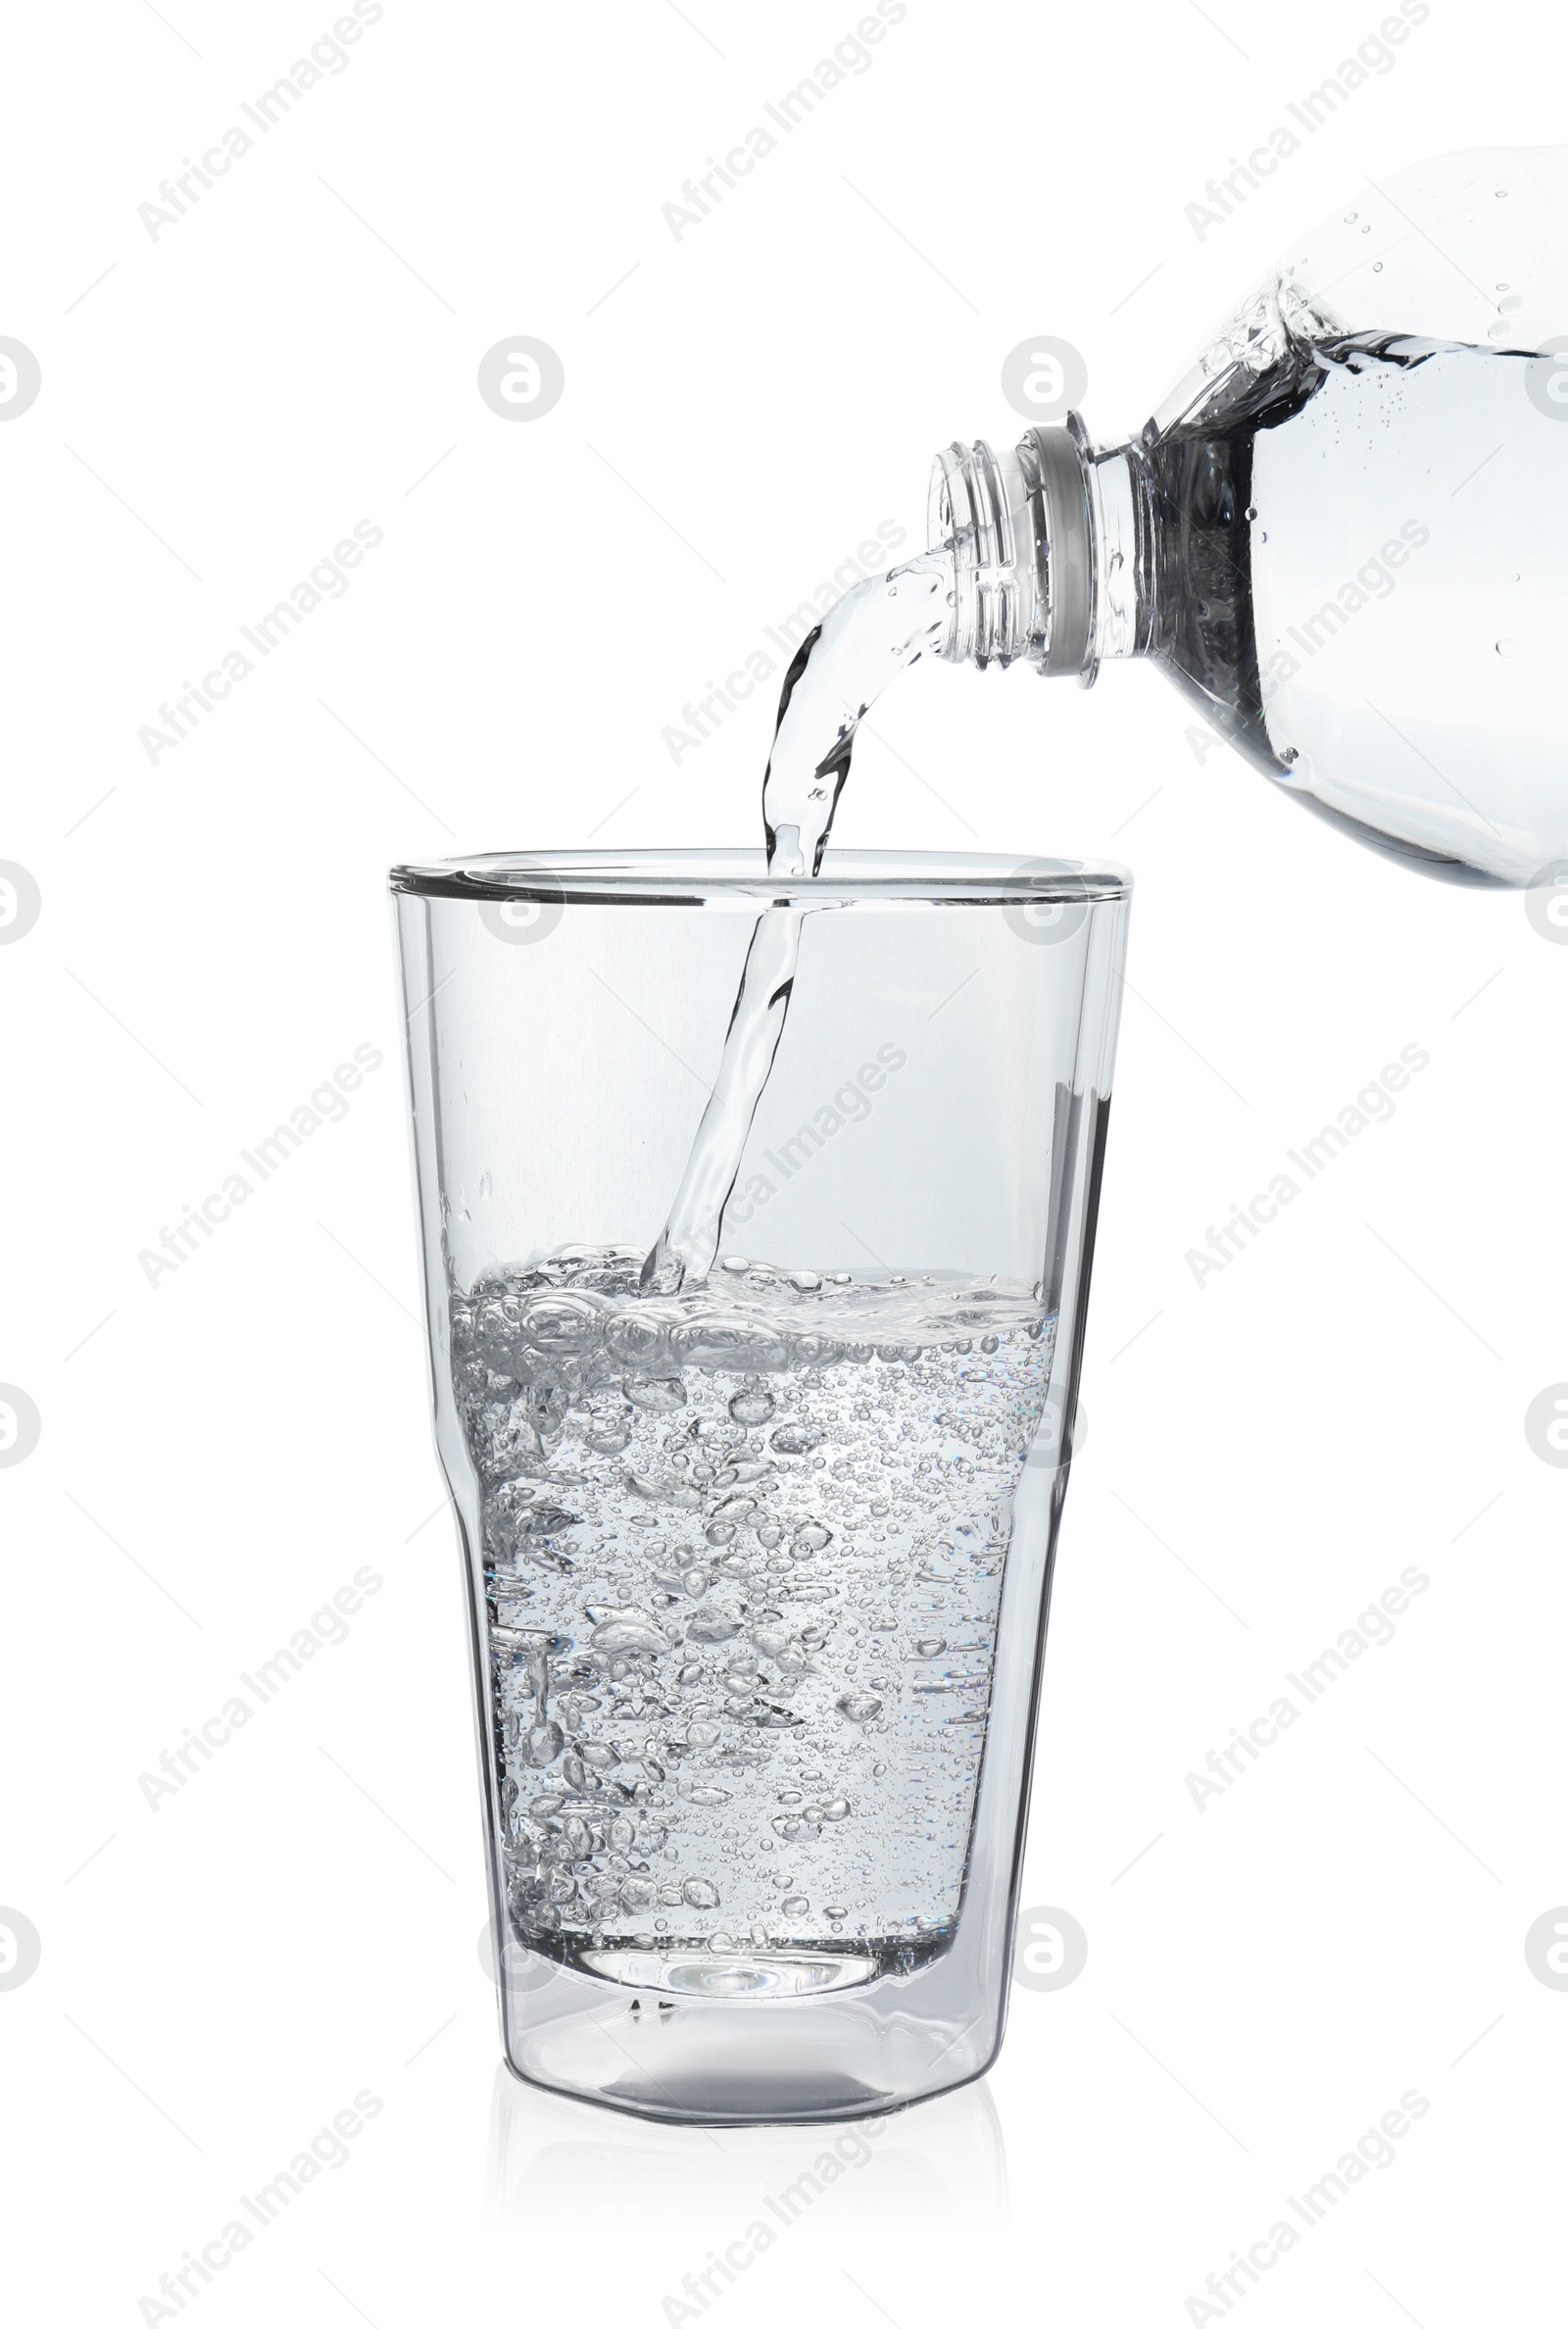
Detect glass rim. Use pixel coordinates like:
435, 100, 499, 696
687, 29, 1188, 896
388, 846, 1132, 907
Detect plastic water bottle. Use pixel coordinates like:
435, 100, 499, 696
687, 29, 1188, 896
931, 146, 1568, 885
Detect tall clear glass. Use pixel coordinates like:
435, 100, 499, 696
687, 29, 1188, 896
391, 849, 1130, 2123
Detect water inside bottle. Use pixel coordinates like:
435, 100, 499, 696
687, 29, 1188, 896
1146, 295, 1568, 878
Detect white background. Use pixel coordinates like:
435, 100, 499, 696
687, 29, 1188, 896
5, 2, 1567, 2323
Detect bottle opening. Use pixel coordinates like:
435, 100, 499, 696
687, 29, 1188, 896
928, 424, 1095, 678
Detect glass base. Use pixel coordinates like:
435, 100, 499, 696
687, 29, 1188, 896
499, 1950, 1002, 2125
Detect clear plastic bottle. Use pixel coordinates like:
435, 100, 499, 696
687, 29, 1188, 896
931, 146, 1568, 884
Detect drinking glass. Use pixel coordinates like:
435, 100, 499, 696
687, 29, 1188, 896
391, 848, 1130, 2123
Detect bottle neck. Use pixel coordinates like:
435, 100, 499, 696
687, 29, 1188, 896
929, 421, 1147, 681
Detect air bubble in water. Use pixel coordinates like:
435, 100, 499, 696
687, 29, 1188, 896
589, 1613, 668, 1655
681, 1786, 731, 1810
626, 1378, 686, 1412
729, 1387, 776, 1426
522, 1721, 564, 1766
772, 1421, 823, 1454
687, 1614, 740, 1643
837, 1690, 884, 1724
